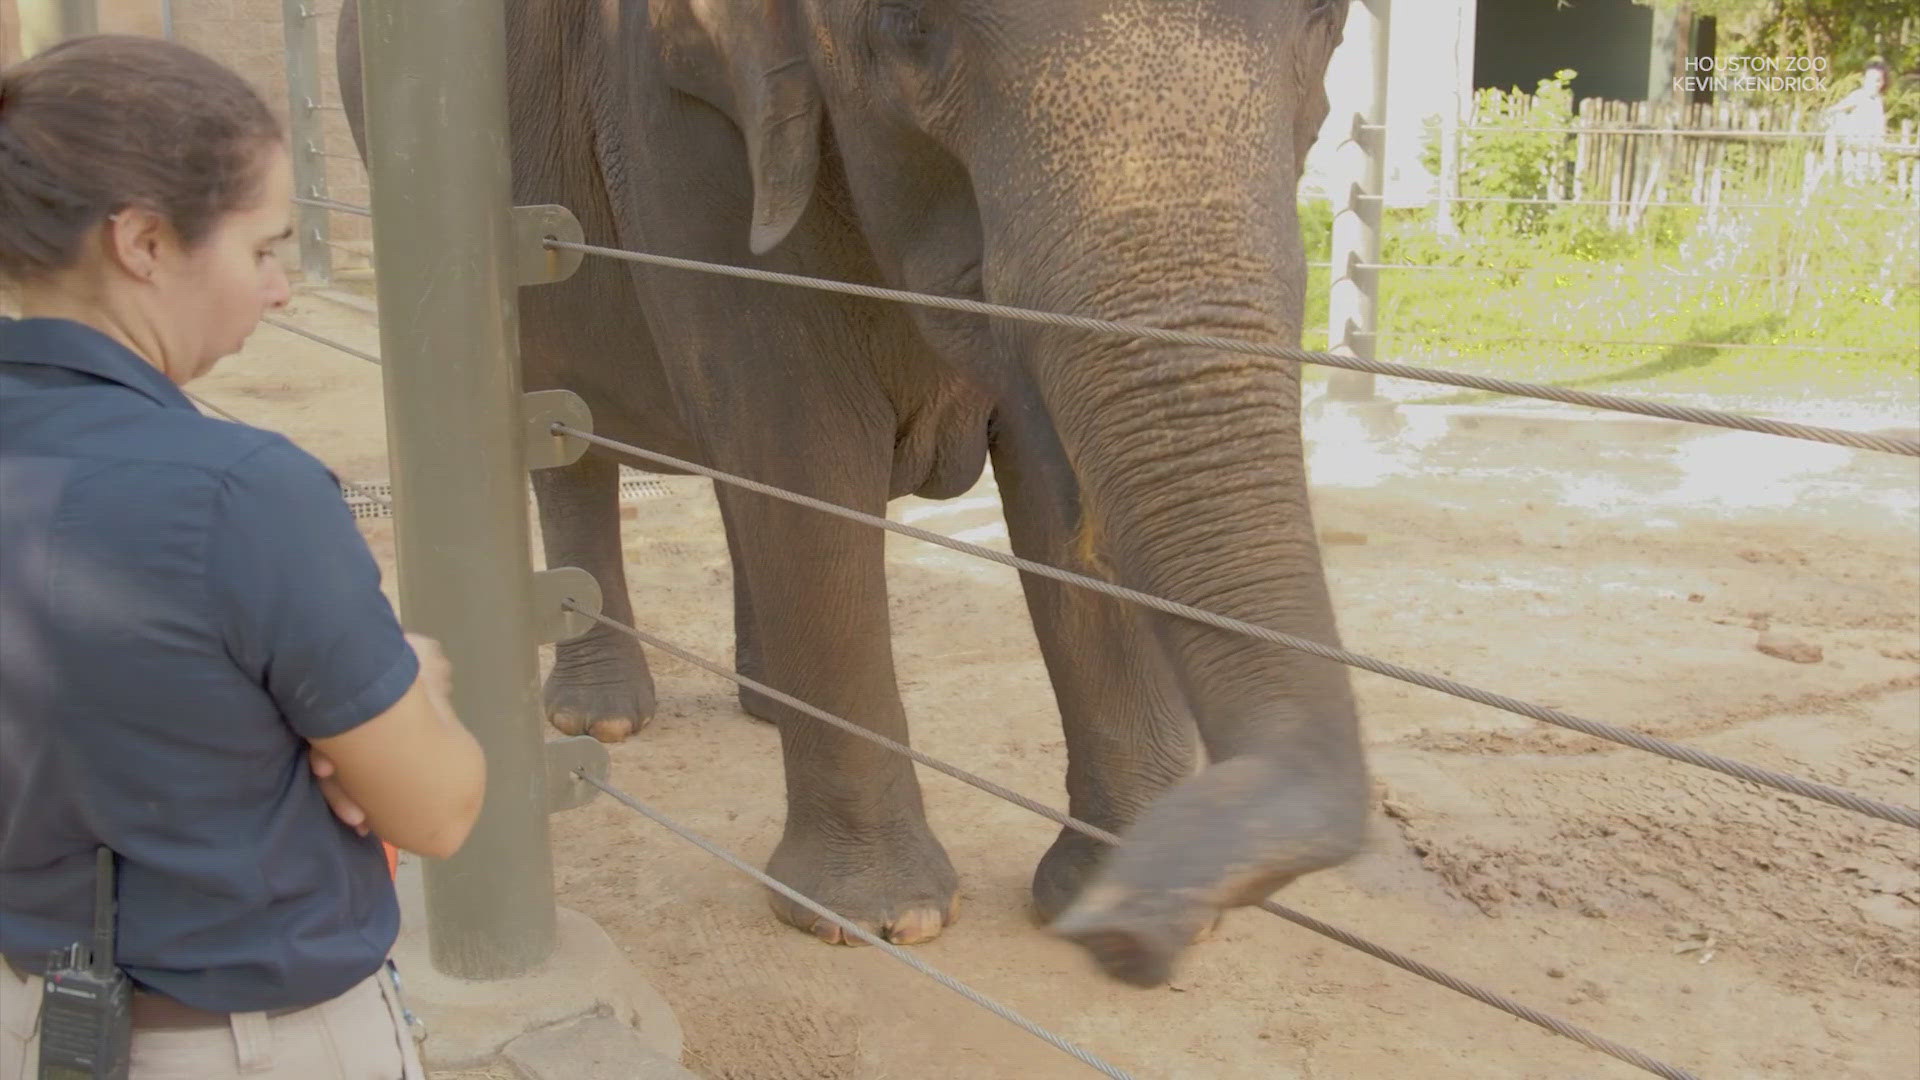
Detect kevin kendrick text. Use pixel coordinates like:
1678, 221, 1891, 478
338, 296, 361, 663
1675, 55, 1832, 94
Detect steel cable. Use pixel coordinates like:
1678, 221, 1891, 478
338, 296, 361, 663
261, 316, 382, 366
1361, 121, 1905, 142
1367, 330, 1914, 357
566, 604, 1702, 1080
185, 392, 393, 510
574, 772, 1139, 1080
297, 200, 1909, 369
1355, 192, 1905, 213
546, 240, 1919, 458
293, 195, 373, 218
556, 422, 1920, 832
1355, 261, 1890, 286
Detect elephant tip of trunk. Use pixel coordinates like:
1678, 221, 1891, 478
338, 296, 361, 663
1049, 884, 1211, 989
1051, 918, 1181, 988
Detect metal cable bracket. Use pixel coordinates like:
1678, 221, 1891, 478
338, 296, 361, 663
545, 736, 609, 814
532, 566, 602, 645
522, 389, 592, 470
512, 204, 585, 286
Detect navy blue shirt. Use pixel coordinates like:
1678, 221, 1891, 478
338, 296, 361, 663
0, 316, 418, 1013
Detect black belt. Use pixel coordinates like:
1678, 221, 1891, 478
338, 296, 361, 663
4, 954, 301, 1030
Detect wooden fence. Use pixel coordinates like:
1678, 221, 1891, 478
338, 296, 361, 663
1457, 96, 1920, 229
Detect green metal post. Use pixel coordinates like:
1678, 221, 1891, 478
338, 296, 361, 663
356, 0, 557, 978
1325, 0, 1390, 403
280, 0, 332, 287
57, 0, 95, 39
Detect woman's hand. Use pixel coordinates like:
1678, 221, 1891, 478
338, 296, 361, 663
310, 747, 371, 836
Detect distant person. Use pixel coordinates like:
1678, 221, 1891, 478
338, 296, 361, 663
1, 35, 485, 1080
1820, 59, 1890, 186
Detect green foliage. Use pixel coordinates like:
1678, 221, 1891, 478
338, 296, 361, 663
1296, 198, 1334, 263
1303, 107, 1916, 405
1640, 0, 1918, 123
1296, 224, 1917, 405
1421, 70, 1580, 239
1680, 177, 1920, 294
1303, 8, 1918, 408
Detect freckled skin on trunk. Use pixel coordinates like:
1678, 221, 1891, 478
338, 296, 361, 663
337, 0, 1359, 980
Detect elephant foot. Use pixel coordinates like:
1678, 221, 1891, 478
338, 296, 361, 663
765, 818, 960, 947
737, 684, 781, 725
1030, 827, 1108, 926
543, 660, 658, 743
1048, 756, 1365, 988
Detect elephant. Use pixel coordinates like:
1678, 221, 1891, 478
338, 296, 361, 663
336, 0, 1367, 988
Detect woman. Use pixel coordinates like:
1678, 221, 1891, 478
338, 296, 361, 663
1, 35, 485, 1080
1821, 59, 1889, 187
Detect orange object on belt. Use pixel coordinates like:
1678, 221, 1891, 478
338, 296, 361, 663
383, 841, 398, 879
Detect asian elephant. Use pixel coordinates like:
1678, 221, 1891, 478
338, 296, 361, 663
336, 0, 1366, 987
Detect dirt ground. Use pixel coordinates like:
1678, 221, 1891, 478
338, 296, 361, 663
194, 289, 1919, 1080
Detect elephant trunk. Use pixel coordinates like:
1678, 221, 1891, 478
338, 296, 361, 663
982, 190, 1370, 983
1004, 241, 1364, 762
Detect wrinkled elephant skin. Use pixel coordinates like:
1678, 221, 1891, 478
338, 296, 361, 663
336, 0, 1366, 986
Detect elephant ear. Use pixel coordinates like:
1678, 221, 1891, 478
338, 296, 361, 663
650, 0, 823, 254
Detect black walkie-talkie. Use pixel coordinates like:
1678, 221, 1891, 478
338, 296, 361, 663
37, 847, 132, 1080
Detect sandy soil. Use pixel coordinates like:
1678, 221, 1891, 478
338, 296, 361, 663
195, 290, 1919, 1080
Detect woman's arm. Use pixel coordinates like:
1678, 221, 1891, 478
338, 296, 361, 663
308, 635, 485, 859
207, 441, 488, 859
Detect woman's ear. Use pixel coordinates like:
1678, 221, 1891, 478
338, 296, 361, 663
102, 207, 170, 283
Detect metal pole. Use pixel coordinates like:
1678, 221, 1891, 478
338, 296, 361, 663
280, 0, 332, 288
1436, 0, 1473, 240
357, 0, 557, 978
1325, 0, 1389, 402
56, 0, 95, 38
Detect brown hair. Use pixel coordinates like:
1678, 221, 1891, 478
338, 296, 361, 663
0, 35, 283, 285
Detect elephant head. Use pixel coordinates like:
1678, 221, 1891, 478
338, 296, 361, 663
654, 0, 1365, 985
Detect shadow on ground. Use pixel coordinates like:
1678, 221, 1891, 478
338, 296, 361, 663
1408, 314, 1789, 406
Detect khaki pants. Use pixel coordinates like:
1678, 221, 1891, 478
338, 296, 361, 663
1, 959, 425, 1080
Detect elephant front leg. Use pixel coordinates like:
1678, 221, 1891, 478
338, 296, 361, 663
718, 478, 959, 946
532, 452, 657, 742
989, 407, 1199, 925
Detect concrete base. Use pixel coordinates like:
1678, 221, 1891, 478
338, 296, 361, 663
390, 857, 686, 1074
503, 1014, 700, 1080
